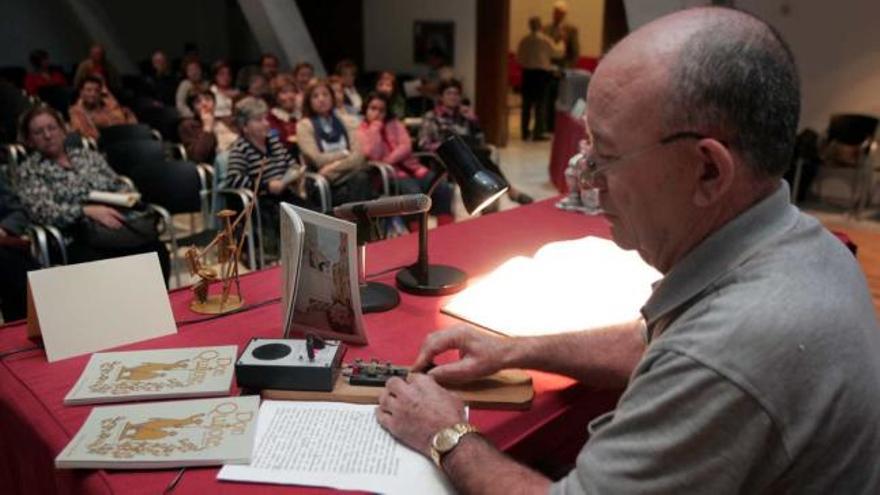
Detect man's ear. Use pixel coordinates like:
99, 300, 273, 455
692, 139, 735, 207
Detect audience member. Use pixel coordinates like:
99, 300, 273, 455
517, 16, 558, 141
175, 58, 208, 118
375, 71, 406, 118
328, 75, 360, 119
378, 8, 880, 494
419, 79, 532, 205
225, 97, 308, 255
24, 49, 67, 97
358, 92, 453, 228
420, 47, 455, 99
15, 105, 170, 281
335, 59, 363, 114
69, 75, 137, 140
267, 83, 300, 150
260, 53, 280, 81
292, 62, 315, 91
246, 73, 271, 104
143, 50, 178, 106
178, 90, 238, 164
296, 79, 374, 206
0, 176, 38, 321
73, 43, 121, 93
210, 60, 240, 118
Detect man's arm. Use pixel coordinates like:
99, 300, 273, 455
414, 320, 645, 389
442, 434, 550, 494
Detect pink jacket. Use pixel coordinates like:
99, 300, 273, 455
357, 119, 429, 179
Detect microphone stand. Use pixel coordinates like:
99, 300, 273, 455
395, 171, 467, 295
353, 207, 400, 312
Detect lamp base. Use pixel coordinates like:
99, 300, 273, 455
360, 282, 400, 313
396, 264, 467, 296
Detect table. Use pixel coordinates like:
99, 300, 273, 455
0, 199, 621, 494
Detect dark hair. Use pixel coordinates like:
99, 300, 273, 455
212, 59, 231, 78
438, 78, 463, 95
29, 49, 49, 70
260, 53, 279, 65
362, 92, 394, 121
664, 11, 800, 178
186, 89, 215, 113
334, 59, 357, 75
18, 104, 66, 143
77, 74, 104, 93
293, 62, 314, 76
301, 79, 337, 118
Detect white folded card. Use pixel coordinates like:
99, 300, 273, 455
87, 190, 141, 208
27, 253, 176, 362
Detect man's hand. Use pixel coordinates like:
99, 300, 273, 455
376, 374, 466, 457
412, 324, 513, 384
200, 111, 215, 131
83, 205, 124, 229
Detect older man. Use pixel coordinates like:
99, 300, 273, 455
377, 7, 880, 494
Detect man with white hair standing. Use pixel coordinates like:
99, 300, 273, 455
376, 7, 880, 495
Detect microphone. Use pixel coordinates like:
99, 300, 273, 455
333, 194, 432, 220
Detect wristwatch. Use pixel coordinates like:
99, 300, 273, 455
430, 423, 480, 468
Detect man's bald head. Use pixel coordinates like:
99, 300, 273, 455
597, 7, 800, 178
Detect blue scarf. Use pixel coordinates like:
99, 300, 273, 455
310, 114, 349, 152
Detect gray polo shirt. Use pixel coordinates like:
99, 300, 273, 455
551, 184, 880, 494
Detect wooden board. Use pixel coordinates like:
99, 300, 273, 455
262, 369, 534, 410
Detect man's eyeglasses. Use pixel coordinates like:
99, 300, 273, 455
584, 131, 710, 183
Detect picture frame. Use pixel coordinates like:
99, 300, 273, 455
413, 21, 455, 64
280, 203, 367, 345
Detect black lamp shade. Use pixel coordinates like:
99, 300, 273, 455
436, 135, 509, 214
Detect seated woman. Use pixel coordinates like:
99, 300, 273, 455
327, 76, 360, 120
210, 60, 240, 119
225, 97, 308, 256
175, 58, 208, 118
334, 59, 363, 115
418, 79, 533, 206
24, 49, 67, 96
0, 176, 39, 321
267, 83, 301, 152
375, 71, 406, 118
296, 80, 375, 206
68, 75, 138, 140
178, 90, 238, 164
357, 92, 453, 228
15, 105, 170, 281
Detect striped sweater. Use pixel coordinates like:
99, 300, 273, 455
224, 134, 300, 192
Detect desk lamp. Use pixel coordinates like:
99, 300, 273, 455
396, 135, 509, 295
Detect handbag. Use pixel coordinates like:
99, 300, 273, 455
83, 206, 160, 250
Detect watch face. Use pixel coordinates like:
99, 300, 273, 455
432, 429, 460, 452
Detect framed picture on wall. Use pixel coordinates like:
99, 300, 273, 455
414, 21, 455, 65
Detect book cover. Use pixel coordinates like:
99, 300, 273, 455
64, 346, 237, 405
56, 396, 259, 469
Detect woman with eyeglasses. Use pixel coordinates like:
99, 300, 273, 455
14, 105, 170, 281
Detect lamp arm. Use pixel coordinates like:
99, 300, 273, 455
426, 169, 449, 198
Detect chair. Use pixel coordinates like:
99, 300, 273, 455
813, 114, 879, 216
103, 139, 166, 175
97, 123, 158, 149
139, 106, 182, 142
37, 85, 76, 118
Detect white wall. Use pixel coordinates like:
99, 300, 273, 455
362, 0, 477, 100
623, 1, 880, 131
509, 0, 604, 58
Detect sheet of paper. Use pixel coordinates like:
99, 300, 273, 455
28, 253, 176, 362
218, 401, 454, 494
442, 236, 661, 336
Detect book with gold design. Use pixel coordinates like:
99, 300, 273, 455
64, 346, 238, 405
56, 396, 259, 469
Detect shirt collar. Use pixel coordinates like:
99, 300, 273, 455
641, 182, 798, 330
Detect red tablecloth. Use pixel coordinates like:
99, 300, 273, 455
0, 199, 620, 494
549, 111, 586, 193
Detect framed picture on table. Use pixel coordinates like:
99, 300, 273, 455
280, 203, 366, 345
